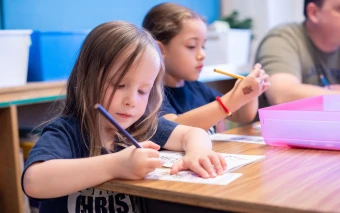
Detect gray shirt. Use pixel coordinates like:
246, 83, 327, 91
255, 22, 340, 108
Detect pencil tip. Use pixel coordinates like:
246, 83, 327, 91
94, 103, 99, 109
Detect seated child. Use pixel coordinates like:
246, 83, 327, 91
143, 3, 271, 134
21, 21, 226, 213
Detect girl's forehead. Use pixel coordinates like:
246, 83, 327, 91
181, 18, 207, 32
174, 19, 207, 40
108, 46, 160, 80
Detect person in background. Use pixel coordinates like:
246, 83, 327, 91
256, 0, 340, 108
143, 3, 270, 134
21, 21, 226, 213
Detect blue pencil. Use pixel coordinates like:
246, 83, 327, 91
94, 104, 143, 148
320, 74, 331, 89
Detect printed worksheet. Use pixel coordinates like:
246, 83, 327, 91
160, 151, 264, 171
209, 134, 265, 144
145, 168, 242, 185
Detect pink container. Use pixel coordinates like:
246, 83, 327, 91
258, 95, 340, 150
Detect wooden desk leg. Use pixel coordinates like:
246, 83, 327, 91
0, 106, 24, 213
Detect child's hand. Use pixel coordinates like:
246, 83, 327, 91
225, 63, 270, 107
237, 63, 270, 100
114, 141, 163, 180
170, 150, 227, 178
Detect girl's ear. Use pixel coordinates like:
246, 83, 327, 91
156, 41, 167, 58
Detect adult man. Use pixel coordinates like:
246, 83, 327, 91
256, 0, 340, 108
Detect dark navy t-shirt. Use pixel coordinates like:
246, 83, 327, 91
22, 116, 177, 213
160, 81, 222, 134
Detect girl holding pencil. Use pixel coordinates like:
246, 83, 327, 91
143, 3, 271, 133
22, 21, 226, 213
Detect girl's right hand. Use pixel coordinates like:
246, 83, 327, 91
113, 141, 163, 180
223, 63, 270, 108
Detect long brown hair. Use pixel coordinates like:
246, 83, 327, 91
142, 2, 205, 45
63, 21, 164, 156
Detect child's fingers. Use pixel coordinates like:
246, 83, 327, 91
147, 158, 163, 169
249, 67, 261, 78
174, 160, 210, 178
146, 149, 160, 158
189, 162, 210, 178
260, 69, 265, 76
140, 141, 160, 150
234, 79, 242, 87
262, 82, 271, 91
218, 154, 227, 171
199, 158, 216, 178
253, 63, 262, 69
208, 154, 224, 175
170, 159, 185, 175
262, 74, 269, 82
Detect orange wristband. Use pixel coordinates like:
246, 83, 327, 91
216, 96, 232, 116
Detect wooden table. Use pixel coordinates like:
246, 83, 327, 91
98, 124, 340, 213
0, 81, 66, 213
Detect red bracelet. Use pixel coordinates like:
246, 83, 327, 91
216, 96, 232, 116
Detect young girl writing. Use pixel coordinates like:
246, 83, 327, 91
22, 21, 226, 213
143, 3, 271, 134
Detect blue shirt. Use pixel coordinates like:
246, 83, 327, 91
22, 116, 177, 213
160, 81, 222, 134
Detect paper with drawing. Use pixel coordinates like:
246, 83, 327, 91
210, 134, 265, 144
159, 151, 264, 171
145, 168, 242, 185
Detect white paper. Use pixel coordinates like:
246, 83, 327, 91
145, 168, 242, 185
160, 151, 264, 171
209, 134, 265, 144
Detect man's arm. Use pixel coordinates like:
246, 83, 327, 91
267, 73, 340, 105
266, 73, 340, 105
256, 33, 340, 105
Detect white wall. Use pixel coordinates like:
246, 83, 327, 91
220, 0, 304, 64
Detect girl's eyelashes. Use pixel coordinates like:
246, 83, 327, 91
117, 84, 149, 95
186, 44, 205, 50
138, 90, 147, 95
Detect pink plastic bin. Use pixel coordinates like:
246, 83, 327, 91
258, 95, 340, 150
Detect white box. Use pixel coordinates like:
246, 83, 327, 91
0, 30, 32, 88
204, 29, 251, 66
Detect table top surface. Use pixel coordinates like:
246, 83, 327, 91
0, 81, 66, 108
98, 124, 340, 213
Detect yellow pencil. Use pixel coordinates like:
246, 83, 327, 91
213, 69, 245, 80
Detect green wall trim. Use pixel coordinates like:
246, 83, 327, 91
0, 95, 66, 108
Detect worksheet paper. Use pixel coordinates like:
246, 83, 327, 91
145, 168, 242, 185
209, 134, 265, 144
145, 151, 263, 185
159, 151, 265, 171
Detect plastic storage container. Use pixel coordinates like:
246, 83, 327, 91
28, 31, 89, 82
204, 29, 251, 66
0, 30, 32, 88
258, 95, 340, 150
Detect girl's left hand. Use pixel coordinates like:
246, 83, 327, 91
170, 150, 227, 178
